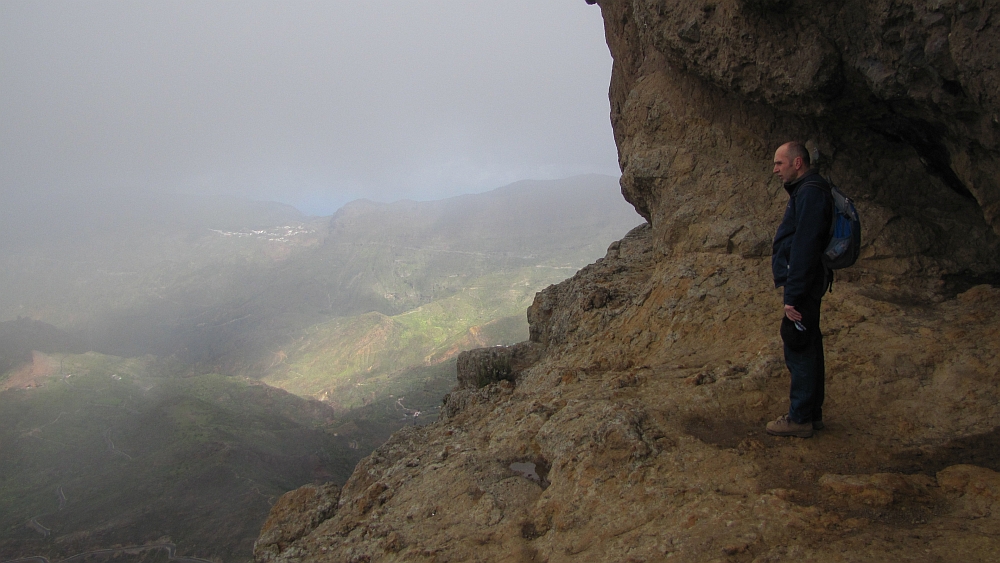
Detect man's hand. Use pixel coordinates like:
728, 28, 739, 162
784, 304, 802, 322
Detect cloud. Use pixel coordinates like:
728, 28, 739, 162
0, 0, 618, 215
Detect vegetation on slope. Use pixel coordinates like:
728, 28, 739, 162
262, 265, 569, 406
0, 353, 360, 562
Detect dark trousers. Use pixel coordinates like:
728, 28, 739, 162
784, 296, 825, 424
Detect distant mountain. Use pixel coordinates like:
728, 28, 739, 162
0, 175, 641, 375
329, 174, 639, 259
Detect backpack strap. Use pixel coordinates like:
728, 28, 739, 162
824, 175, 836, 294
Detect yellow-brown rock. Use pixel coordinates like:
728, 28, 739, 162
938, 464, 1000, 518
254, 483, 340, 562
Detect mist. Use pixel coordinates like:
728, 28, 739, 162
0, 4, 636, 560
1, 1, 618, 216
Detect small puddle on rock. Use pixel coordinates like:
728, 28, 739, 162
509, 461, 550, 489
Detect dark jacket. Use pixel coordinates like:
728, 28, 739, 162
772, 171, 833, 307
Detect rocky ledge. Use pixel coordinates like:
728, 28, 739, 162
254, 1, 1000, 561
254, 224, 1000, 562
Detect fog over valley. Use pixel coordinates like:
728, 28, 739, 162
0, 175, 641, 561
0, 2, 636, 561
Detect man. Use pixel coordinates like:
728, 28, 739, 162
768, 141, 833, 438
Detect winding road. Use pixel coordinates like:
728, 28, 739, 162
17, 481, 233, 563
395, 397, 421, 419
25, 486, 64, 539
102, 428, 132, 460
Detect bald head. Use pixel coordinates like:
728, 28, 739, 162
784, 142, 810, 167
773, 141, 810, 184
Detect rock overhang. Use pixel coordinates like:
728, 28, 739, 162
594, 0, 1000, 284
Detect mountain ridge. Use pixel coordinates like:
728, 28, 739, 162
0, 175, 640, 371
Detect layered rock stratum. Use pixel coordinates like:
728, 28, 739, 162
254, 1, 1000, 561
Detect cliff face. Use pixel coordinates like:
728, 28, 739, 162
254, 1, 1000, 561
603, 0, 1000, 284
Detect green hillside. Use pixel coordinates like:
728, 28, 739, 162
262, 265, 567, 408
0, 353, 362, 562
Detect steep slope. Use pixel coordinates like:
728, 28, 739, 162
254, 1, 1000, 562
0, 354, 359, 562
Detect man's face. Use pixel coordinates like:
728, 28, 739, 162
773, 147, 801, 184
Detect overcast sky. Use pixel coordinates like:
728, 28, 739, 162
1, 1, 618, 215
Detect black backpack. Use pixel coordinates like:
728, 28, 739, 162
822, 180, 861, 270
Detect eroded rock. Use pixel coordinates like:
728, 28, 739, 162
455, 341, 543, 390
253, 483, 340, 563
939, 464, 1000, 518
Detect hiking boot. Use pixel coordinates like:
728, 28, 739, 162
766, 415, 813, 438
812, 420, 825, 430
